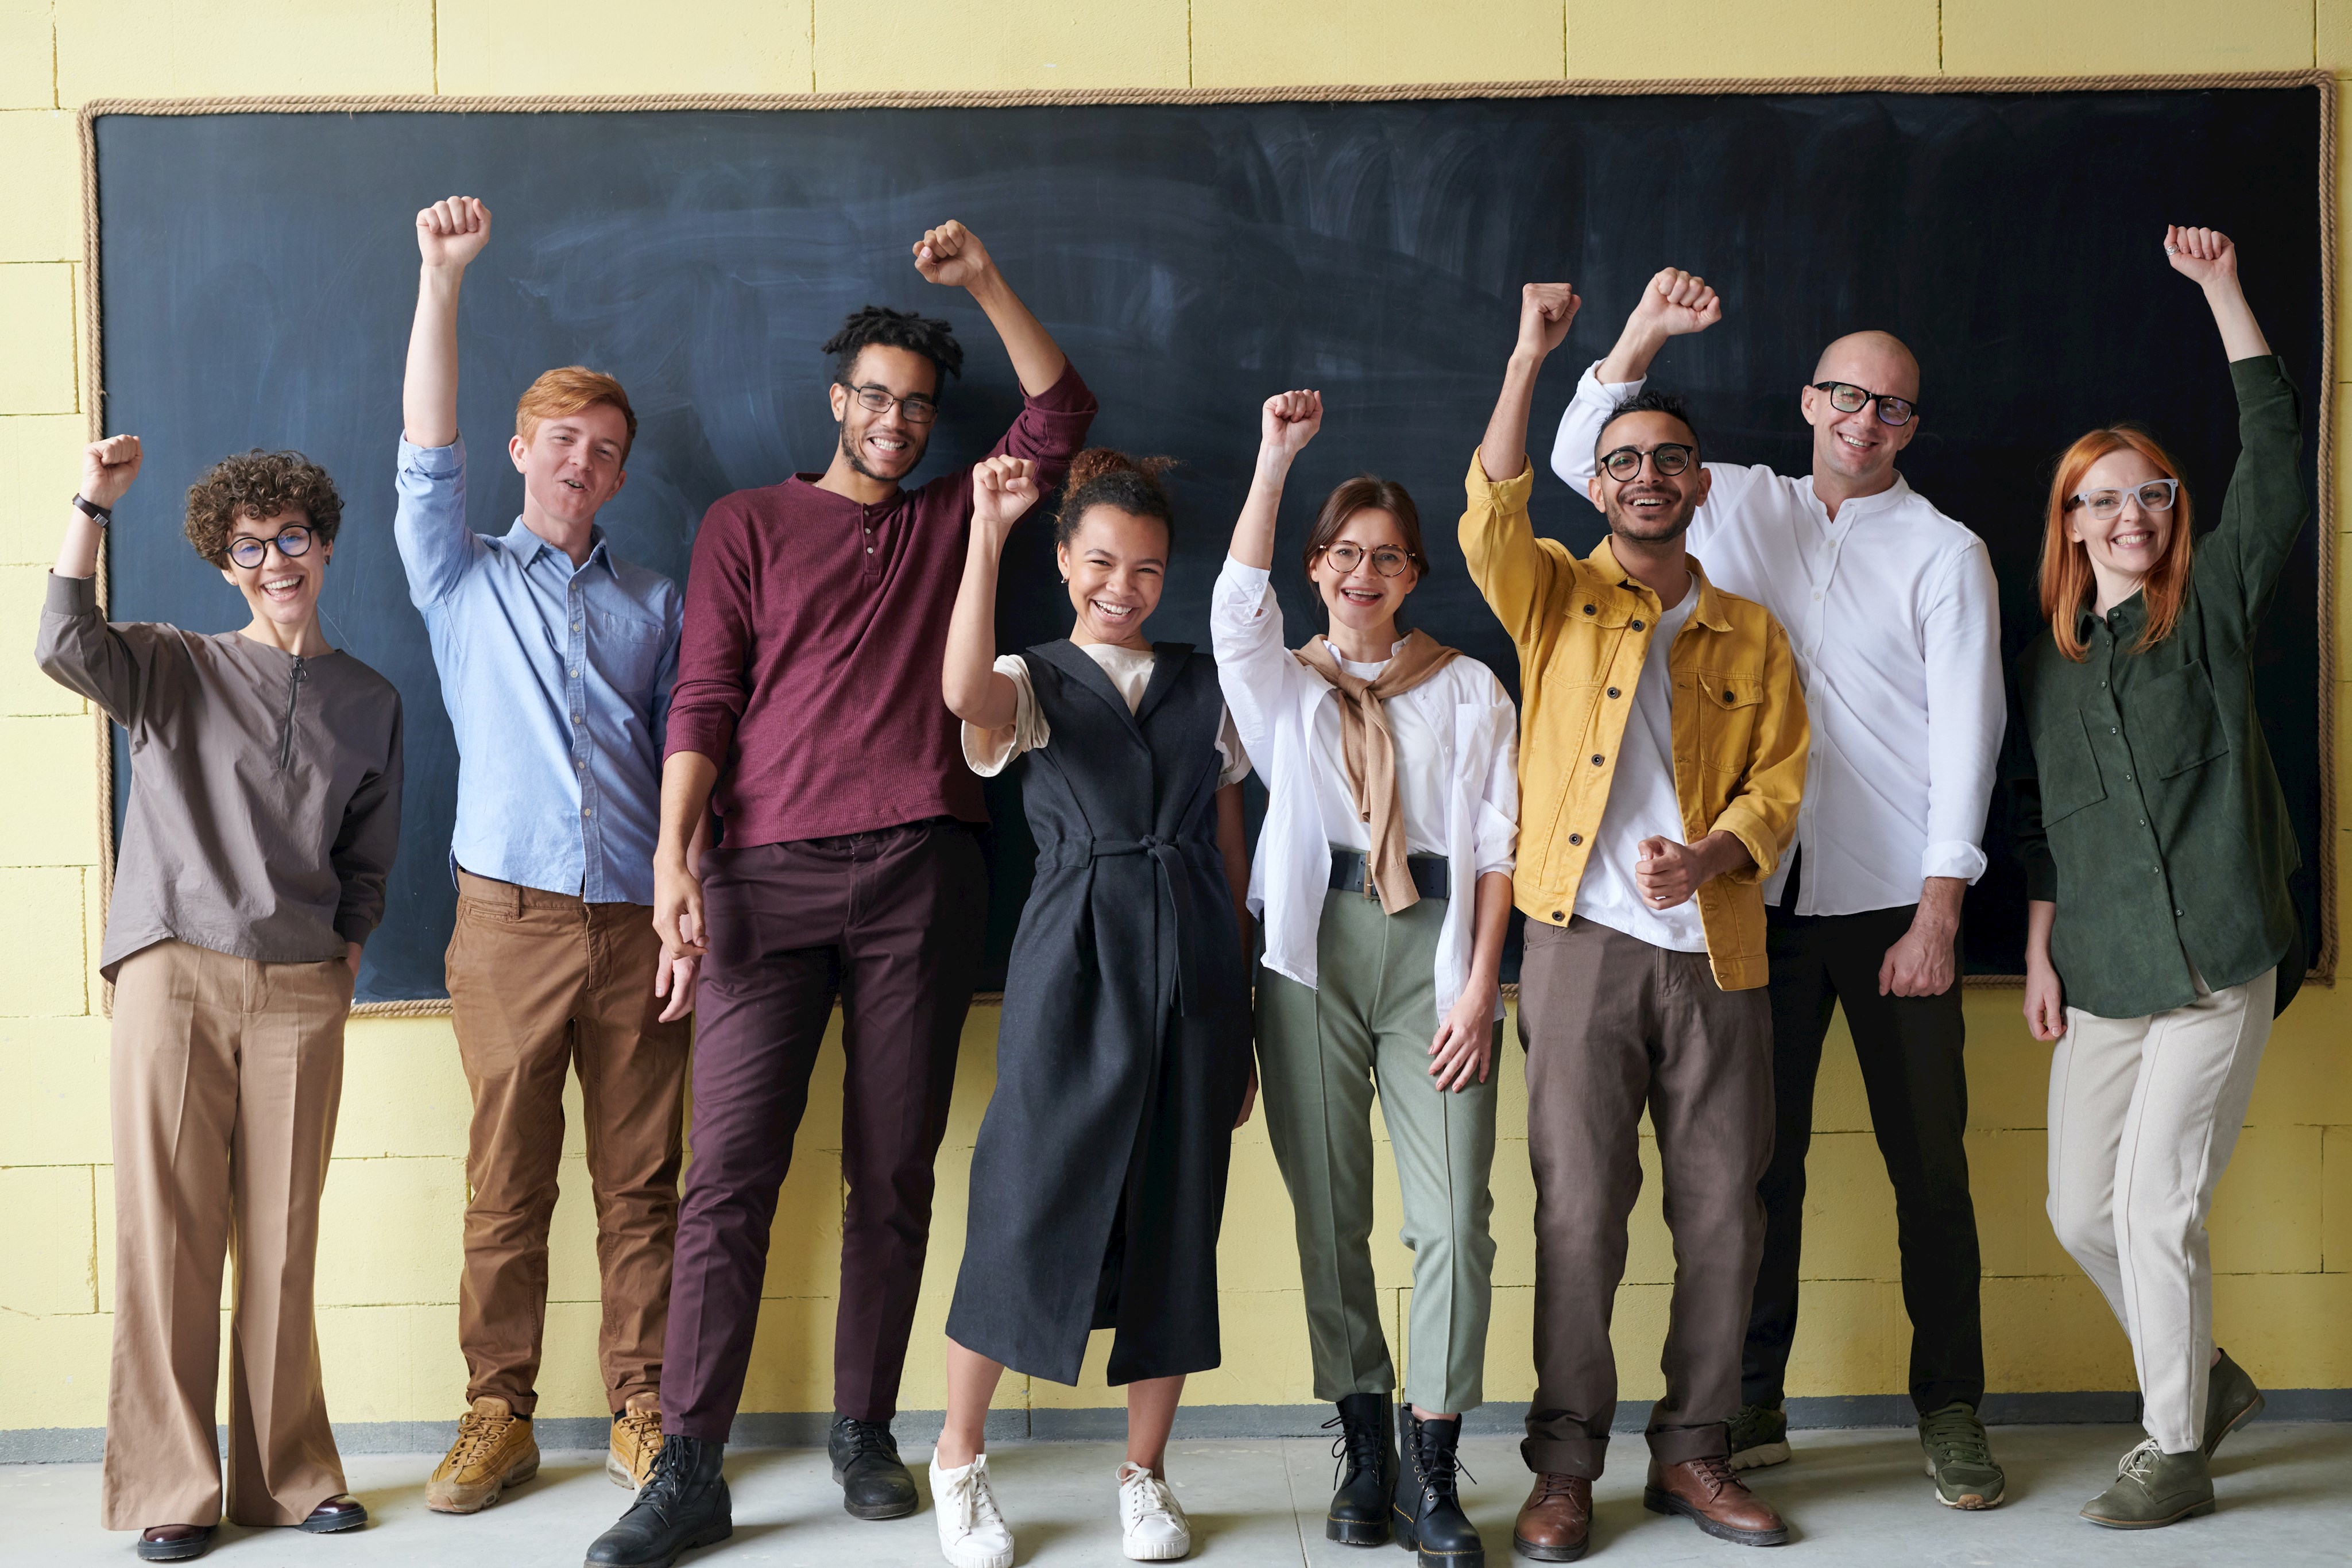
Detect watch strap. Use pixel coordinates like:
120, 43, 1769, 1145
72, 493, 112, 525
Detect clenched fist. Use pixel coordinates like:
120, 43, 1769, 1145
913, 221, 995, 290
2164, 224, 2235, 288
970, 455, 1039, 551
1516, 281, 1581, 361
1630, 266, 1722, 338
417, 196, 492, 269
1260, 389, 1323, 463
80, 434, 142, 509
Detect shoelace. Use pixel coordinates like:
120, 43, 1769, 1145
943, 1460, 1004, 1534
1529, 1473, 1581, 1506
1411, 1428, 1476, 1503
835, 1418, 899, 1463
630, 1438, 694, 1515
1688, 1454, 1740, 1497
2118, 1438, 2164, 1479
1120, 1467, 1179, 1529
447, 1409, 509, 1470
1920, 1408, 1991, 1468
1322, 1411, 1388, 1489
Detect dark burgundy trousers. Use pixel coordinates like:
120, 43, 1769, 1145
661, 820, 985, 1439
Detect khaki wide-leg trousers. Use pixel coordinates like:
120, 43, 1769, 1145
103, 940, 351, 1531
1258, 889, 1499, 1416
2048, 965, 2274, 1454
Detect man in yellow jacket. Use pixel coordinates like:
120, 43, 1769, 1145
1461, 282, 1807, 1560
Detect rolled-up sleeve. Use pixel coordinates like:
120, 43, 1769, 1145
393, 437, 483, 608
1920, 540, 2004, 885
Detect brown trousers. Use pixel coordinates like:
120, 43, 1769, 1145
104, 940, 352, 1530
446, 872, 690, 1416
1519, 916, 1774, 1480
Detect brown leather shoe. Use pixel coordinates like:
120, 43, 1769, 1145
135, 1524, 214, 1562
1512, 1472, 1591, 1562
297, 1495, 369, 1534
1643, 1455, 1788, 1547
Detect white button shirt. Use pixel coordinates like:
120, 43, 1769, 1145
1552, 363, 2003, 917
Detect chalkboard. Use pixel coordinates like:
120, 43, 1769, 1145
88, 84, 2331, 1005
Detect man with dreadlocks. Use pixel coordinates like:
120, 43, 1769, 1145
586, 222, 1094, 1568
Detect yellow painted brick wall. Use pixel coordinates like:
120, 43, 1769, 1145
3, 0, 2350, 1434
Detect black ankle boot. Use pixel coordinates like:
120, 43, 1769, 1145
585, 1435, 732, 1567
1392, 1411, 1483, 1568
1322, 1393, 1397, 1544
827, 1414, 919, 1520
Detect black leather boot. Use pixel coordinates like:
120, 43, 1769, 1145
827, 1414, 919, 1520
1322, 1393, 1396, 1544
1392, 1411, 1483, 1568
584, 1435, 732, 1567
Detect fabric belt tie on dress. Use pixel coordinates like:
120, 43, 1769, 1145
1328, 847, 1449, 904
1080, 833, 1203, 1019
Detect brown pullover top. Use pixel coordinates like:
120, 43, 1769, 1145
36, 572, 405, 979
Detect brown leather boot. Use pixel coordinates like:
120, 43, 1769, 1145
1512, 1472, 1591, 1562
1643, 1455, 1788, 1547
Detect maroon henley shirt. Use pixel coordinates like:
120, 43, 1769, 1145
665, 360, 1097, 846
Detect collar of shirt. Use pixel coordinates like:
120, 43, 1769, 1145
1588, 536, 1731, 630
1800, 471, 1918, 527
500, 517, 619, 576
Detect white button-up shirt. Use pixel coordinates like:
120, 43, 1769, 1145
1210, 557, 1519, 1020
1552, 363, 2003, 917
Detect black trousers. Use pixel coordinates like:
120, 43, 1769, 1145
1740, 885, 1984, 1416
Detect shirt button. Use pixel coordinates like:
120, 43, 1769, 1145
2152, 865, 2160, 874
1552, 910, 1565, 922
1591, 754, 1605, 765
1606, 687, 1620, 699
584, 807, 594, 818
572, 621, 581, 631
2139, 818, 2146, 826
1583, 604, 1596, 615
2175, 908, 2184, 919
2125, 773, 2133, 782
1813, 591, 1823, 601
1568, 833, 1583, 845
2110, 726, 2118, 734
1631, 618, 1646, 631
570, 668, 581, 678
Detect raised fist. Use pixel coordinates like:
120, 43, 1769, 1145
913, 221, 995, 289
970, 454, 1039, 548
417, 196, 492, 269
1517, 281, 1581, 359
2165, 224, 2236, 288
1260, 389, 1323, 461
1631, 266, 1722, 337
80, 434, 142, 509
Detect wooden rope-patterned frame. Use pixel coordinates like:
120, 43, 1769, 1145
75, 71, 2339, 1017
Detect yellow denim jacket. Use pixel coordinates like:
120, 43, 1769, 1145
1459, 454, 1808, 990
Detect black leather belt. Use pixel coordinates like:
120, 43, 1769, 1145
1328, 847, 1449, 902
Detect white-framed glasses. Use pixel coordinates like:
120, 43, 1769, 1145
2065, 478, 2179, 521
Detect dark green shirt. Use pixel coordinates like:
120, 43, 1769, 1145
2013, 355, 2304, 1020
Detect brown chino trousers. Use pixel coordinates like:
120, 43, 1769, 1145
1519, 916, 1774, 1481
446, 872, 690, 1416
103, 940, 353, 1531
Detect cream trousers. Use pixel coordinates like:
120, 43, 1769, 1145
2047, 965, 2273, 1454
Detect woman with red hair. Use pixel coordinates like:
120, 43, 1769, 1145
2014, 227, 2304, 1530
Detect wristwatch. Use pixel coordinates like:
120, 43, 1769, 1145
72, 494, 113, 526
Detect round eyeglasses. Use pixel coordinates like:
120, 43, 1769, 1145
1812, 381, 1919, 427
226, 524, 316, 570
1317, 542, 1413, 577
2066, 478, 2179, 521
838, 381, 940, 425
1599, 443, 1695, 482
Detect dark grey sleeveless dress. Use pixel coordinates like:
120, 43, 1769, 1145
945, 640, 1253, 1385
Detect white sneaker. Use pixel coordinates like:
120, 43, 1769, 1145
1116, 1461, 1191, 1561
930, 1452, 1014, 1568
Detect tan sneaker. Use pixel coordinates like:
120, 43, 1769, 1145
609, 1392, 665, 1490
427, 1396, 540, 1514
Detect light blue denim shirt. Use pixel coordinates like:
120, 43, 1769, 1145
394, 437, 682, 907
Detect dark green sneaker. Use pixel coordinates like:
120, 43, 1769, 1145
2203, 1348, 2265, 1459
2081, 1439, 2214, 1530
1917, 1402, 2005, 1509
1726, 1403, 1789, 1471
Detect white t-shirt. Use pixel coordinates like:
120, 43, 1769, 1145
963, 642, 1250, 787
1314, 641, 1450, 859
1572, 582, 1707, 952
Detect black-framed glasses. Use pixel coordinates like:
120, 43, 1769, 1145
1599, 443, 1695, 482
1317, 542, 1414, 577
1812, 381, 1920, 427
2066, 478, 2180, 520
838, 381, 940, 425
226, 524, 316, 570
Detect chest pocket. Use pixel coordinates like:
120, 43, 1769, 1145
1695, 669, 1763, 774
2034, 708, 2107, 823
2122, 659, 2230, 780
587, 607, 671, 698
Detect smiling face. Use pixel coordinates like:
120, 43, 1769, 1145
1802, 331, 1920, 489
1588, 411, 1709, 544
508, 402, 630, 531
1306, 506, 1420, 641
2068, 444, 2173, 590
1058, 504, 1168, 649
218, 504, 328, 630
830, 344, 938, 483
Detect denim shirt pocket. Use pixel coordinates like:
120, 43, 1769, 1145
586, 606, 670, 700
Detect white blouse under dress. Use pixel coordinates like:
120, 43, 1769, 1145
964, 642, 1252, 787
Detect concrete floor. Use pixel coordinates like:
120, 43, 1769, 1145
3, 1423, 2345, 1567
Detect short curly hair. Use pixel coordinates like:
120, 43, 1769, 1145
184, 450, 345, 567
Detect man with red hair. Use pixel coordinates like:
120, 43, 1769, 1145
395, 196, 698, 1516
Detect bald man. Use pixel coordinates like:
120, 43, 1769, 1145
1553, 270, 2005, 1512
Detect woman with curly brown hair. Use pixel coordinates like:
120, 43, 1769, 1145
37, 437, 403, 1562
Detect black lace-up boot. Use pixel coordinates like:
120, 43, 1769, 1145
1322, 1393, 1397, 1544
828, 1414, 919, 1520
1392, 1410, 1483, 1567
584, 1434, 732, 1567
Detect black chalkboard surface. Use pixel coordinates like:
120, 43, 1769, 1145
90, 87, 2328, 1005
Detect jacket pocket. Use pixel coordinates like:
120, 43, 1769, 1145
2123, 660, 2231, 780
2034, 708, 2107, 824
1695, 669, 1764, 773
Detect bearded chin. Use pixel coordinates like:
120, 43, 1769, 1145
841, 422, 924, 482
1610, 500, 1695, 544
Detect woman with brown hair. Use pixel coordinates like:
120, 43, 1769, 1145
1211, 391, 1517, 1568
2015, 227, 2300, 1530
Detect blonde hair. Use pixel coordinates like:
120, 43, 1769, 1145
515, 366, 637, 461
